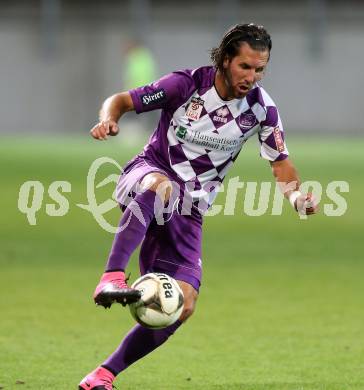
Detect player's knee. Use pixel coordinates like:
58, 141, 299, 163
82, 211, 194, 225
179, 294, 198, 322
177, 280, 199, 323
179, 303, 196, 323
140, 173, 173, 203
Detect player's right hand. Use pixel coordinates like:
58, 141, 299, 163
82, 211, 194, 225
90, 120, 119, 140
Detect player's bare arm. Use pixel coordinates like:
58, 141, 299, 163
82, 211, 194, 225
270, 159, 318, 215
90, 92, 134, 141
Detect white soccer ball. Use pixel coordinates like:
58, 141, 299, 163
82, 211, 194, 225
129, 273, 184, 329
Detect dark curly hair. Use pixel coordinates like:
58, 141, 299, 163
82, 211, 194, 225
211, 23, 272, 72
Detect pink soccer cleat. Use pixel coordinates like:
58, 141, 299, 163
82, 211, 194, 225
79, 366, 115, 390
93, 271, 141, 308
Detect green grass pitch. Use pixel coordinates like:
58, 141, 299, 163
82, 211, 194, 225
0, 135, 363, 389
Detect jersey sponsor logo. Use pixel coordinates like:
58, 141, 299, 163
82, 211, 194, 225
212, 107, 229, 124
175, 126, 244, 152
238, 113, 257, 130
186, 97, 204, 121
273, 127, 285, 152
141, 89, 166, 106
176, 126, 187, 139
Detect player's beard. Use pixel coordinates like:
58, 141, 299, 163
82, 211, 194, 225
223, 67, 245, 99
222, 67, 235, 99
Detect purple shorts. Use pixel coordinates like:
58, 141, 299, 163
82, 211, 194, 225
116, 156, 203, 292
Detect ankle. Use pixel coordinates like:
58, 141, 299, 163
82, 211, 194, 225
100, 271, 125, 283
100, 365, 117, 378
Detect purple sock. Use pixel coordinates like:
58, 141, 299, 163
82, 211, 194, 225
106, 190, 163, 272
102, 320, 182, 375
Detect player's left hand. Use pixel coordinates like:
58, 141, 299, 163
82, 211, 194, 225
296, 192, 318, 215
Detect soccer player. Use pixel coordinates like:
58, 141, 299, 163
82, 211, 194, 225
79, 23, 318, 389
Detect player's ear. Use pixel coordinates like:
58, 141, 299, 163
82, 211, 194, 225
223, 55, 230, 69
256, 70, 265, 81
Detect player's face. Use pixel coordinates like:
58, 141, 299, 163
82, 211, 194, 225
223, 42, 269, 99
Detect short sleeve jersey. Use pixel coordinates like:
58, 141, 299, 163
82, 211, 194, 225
129, 66, 288, 213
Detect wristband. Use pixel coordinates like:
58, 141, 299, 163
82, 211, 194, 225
288, 191, 301, 211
